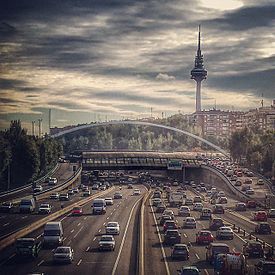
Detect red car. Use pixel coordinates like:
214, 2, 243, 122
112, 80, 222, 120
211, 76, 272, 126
253, 211, 267, 221
72, 206, 83, 216
196, 230, 214, 245
247, 200, 257, 208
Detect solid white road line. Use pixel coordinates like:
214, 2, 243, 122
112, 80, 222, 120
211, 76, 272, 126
77, 259, 82, 266
93, 237, 97, 241
86, 246, 90, 252
195, 253, 200, 259
111, 195, 143, 275
150, 204, 171, 275
37, 260, 44, 266
74, 225, 84, 239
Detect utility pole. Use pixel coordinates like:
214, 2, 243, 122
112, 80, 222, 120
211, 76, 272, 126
38, 119, 42, 137
150, 107, 153, 118
32, 121, 35, 136
49, 109, 52, 134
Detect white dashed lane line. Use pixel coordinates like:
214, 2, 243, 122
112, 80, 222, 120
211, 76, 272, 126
86, 246, 90, 251
195, 253, 200, 259
70, 229, 75, 233
93, 237, 97, 241
37, 260, 44, 266
77, 222, 81, 227
3, 223, 10, 227
77, 259, 82, 266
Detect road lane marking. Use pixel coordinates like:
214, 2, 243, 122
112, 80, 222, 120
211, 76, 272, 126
84, 217, 87, 220
107, 217, 109, 220
77, 259, 82, 266
195, 253, 200, 259
74, 225, 84, 239
70, 229, 75, 233
204, 269, 210, 275
183, 233, 187, 238
86, 246, 90, 251
111, 195, 144, 275
103, 222, 106, 226
77, 222, 81, 226
93, 237, 97, 241
38, 260, 44, 266
3, 223, 10, 227
98, 229, 101, 232
150, 203, 171, 275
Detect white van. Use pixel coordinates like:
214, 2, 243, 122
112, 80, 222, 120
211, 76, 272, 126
43, 222, 63, 246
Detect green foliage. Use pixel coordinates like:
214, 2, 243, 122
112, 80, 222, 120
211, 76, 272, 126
0, 120, 63, 190
229, 128, 275, 178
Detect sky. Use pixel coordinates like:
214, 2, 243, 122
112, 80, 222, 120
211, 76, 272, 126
0, 0, 275, 133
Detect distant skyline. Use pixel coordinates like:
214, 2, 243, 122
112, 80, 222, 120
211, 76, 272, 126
1, 0, 275, 133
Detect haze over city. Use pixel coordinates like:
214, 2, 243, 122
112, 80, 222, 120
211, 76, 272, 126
0, 0, 274, 132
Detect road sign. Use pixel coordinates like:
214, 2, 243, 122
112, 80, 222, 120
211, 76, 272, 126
167, 159, 183, 170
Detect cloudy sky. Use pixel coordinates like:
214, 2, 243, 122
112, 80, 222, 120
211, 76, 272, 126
0, 0, 274, 133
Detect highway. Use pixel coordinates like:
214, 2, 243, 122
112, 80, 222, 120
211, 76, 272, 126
0, 185, 146, 275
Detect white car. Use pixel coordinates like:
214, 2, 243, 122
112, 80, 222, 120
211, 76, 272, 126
98, 235, 115, 251
34, 185, 43, 193
193, 202, 203, 211
178, 206, 191, 217
133, 189, 141, 195
246, 188, 255, 195
83, 190, 91, 197
216, 226, 234, 240
105, 198, 114, 205
183, 217, 196, 228
48, 177, 58, 186
53, 246, 74, 263
257, 179, 264, 185
39, 203, 52, 214
163, 209, 174, 218
105, 222, 120, 235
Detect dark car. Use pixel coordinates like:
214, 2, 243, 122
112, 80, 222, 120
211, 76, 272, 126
243, 240, 264, 258
235, 202, 246, 211
156, 204, 166, 213
159, 215, 173, 226
16, 238, 42, 258
247, 200, 257, 208
0, 201, 13, 212
171, 244, 189, 260
163, 220, 178, 232
255, 260, 275, 275
209, 218, 224, 231
255, 222, 272, 234
163, 229, 181, 245
212, 204, 225, 214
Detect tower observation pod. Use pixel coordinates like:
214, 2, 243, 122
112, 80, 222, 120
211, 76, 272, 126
191, 25, 207, 113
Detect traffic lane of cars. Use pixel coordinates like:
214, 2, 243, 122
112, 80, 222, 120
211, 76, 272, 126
0, 186, 146, 275
0, 187, 99, 239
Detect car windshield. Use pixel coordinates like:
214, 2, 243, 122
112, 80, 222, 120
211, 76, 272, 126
107, 223, 118, 227
200, 232, 210, 236
73, 207, 81, 211
166, 231, 178, 236
44, 229, 61, 236
20, 201, 31, 206
55, 247, 70, 253
101, 236, 113, 241
260, 224, 270, 228
181, 270, 199, 275
175, 246, 187, 250
16, 240, 34, 247
213, 246, 229, 253
93, 202, 103, 207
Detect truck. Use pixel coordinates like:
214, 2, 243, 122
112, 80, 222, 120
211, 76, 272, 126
213, 253, 247, 275
169, 192, 184, 207
43, 221, 64, 246
16, 237, 42, 258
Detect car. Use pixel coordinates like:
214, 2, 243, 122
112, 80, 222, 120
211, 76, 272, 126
105, 222, 120, 235
255, 222, 272, 234
185, 198, 193, 205
235, 202, 246, 211
92, 184, 99, 190
217, 196, 228, 204
196, 230, 214, 245
67, 189, 74, 196
82, 185, 89, 191
34, 185, 43, 193
48, 177, 58, 186
100, 185, 106, 191
246, 188, 255, 195
83, 190, 91, 197
71, 206, 83, 216
50, 193, 60, 199
133, 189, 141, 195
171, 244, 189, 260
212, 204, 225, 214
235, 180, 242, 186
105, 198, 114, 205
253, 211, 267, 222
98, 235, 115, 251
53, 246, 74, 263
243, 240, 264, 258
178, 206, 191, 217
72, 188, 79, 193
152, 191, 161, 199
177, 266, 200, 275
16, 237, 42, 258
38, 203, 52, 214
254, 260, 275, 275
200, 208, 212, 219
209, 218, 225, 231
244, 178, 253, 184
206, 191, 212, 197
152, 198, 162, 207
159, 215, 173, 226
59, 193, 69, 201
156, 203, 166, 213
163, 209, 174, 218
246, 200, 257, 208
217, 191, 225, 197
0, 201, 13, 212
128, 184, 133, 189
114, 192, 122, 199
206, 243, 230, 264
216, 226, 234, 240
257, 179, 264, 185
183, 217, 196, 229
193, 196, 202, 203
193, 203, 203, 211
163, 220, 178, 232
268, 209, 275, 218
163, 229, 181, 245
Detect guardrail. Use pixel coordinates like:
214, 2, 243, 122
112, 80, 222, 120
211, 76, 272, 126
0, 163, 60, 199
0, 186, 114, 252
137, 183, 151, 275
201, 164, 250, 202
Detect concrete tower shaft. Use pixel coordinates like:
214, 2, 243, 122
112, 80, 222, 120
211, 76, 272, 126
191, 25, 207, 112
